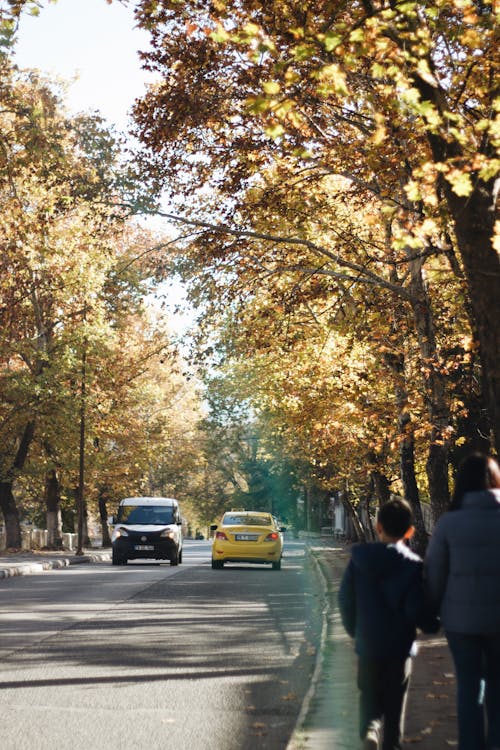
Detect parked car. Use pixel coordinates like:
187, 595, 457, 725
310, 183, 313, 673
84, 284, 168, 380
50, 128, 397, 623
109, 497, 183, 566
210, 511, 286, 570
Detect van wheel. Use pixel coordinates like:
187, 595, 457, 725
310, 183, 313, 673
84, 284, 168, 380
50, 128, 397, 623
170, 549, 179, 566
112, 550, 126, 566
211, 559, 224, 569
272, 559, 281, 570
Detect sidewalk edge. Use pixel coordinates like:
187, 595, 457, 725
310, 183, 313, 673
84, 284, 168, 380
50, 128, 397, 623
286, 546, 331, 750
0, 552, 111, 579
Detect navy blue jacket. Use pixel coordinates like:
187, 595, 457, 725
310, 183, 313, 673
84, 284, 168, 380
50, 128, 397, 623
338, 540, 439, 660
425, 489, 500, 633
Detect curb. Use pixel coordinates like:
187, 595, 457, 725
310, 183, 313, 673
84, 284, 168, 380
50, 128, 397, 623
0, 552, 111, 579
286, 546, 332, 750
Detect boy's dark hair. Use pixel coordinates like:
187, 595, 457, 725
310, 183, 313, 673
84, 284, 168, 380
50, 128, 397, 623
377, 498, 413, 539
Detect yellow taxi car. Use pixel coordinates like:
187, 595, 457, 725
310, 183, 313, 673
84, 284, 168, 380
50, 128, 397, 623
210, 511, 286, 570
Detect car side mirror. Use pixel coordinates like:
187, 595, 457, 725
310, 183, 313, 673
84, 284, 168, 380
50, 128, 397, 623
280, 527, 287, 533
108, 515, 116, 525
210, 524, 218, 532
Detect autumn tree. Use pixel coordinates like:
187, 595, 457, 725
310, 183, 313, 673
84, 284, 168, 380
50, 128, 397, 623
0, 60, 204, 548
132, 0, 500, 462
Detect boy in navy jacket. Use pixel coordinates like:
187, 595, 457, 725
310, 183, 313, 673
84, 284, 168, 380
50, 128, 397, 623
338, 498, 438, 750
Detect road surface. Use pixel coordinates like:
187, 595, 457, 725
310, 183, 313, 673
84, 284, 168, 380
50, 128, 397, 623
0, 539, 324, 750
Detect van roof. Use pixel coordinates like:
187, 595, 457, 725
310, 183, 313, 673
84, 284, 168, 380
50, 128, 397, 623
119, 497, 177, 506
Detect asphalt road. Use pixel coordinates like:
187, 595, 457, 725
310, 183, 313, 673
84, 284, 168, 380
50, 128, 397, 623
0, 539, 324, 750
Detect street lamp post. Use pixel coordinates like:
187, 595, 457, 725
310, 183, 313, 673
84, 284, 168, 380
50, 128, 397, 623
76, 337, 87, 556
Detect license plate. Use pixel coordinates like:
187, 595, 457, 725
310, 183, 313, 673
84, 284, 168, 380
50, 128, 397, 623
235, 534, 258, 541
134, 545, 154, 551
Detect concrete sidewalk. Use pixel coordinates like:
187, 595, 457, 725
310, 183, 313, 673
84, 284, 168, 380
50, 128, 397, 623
0, 548, 111, 578
289, 543, 457, 749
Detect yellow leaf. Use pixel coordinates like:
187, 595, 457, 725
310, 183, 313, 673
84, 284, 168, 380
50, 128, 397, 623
263, 81, 280, 95
319, 64, 349, 95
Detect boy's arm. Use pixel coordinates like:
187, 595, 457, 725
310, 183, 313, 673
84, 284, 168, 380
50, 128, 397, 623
423, 521, 449, 613
338, 560, 356, 637
415, 585, 440, 634
405, 562, 440, 634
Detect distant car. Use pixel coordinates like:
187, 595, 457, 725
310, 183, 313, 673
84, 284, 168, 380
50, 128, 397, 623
210, 511, 286, 570
109, 497, 183, 566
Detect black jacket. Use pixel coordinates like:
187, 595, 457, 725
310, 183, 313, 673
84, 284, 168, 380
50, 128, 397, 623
425, 489, 500, 633
338, 540, 439, 660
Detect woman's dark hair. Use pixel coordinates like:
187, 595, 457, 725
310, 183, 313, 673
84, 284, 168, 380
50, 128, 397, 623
450, 452, 500, 510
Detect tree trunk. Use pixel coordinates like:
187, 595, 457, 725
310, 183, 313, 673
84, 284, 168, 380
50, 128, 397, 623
382, 324, 428, 554
0, 481, 22, 549
449, 192, 500, 455
83, 499, 91, 548
363, 485, 376, 541
98, 488, 112, 547
408, 256, 450, 519
367, 451, 391, 505
45, 469, 64, 549
399, 416, 428, 556
412, 72, 500, 453
366, 451, 390, 541
0, 420, 36, 549
341, 490, 366, 542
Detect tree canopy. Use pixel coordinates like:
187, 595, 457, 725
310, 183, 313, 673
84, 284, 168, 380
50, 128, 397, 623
1, 0, 498, 549
127, 0, 499, 540
0, 52, 208, 548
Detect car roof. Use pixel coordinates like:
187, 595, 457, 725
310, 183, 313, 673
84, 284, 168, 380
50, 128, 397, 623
224, 510, 271, 516
120, 497, 177, 507
222, 511, 272, 518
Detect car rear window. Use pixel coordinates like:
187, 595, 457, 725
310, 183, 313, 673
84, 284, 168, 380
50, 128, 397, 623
118, 506, 175, 525
222, 514, 272, 526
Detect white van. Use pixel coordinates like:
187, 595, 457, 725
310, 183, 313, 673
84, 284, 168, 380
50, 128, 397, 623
109, 497, 183, 566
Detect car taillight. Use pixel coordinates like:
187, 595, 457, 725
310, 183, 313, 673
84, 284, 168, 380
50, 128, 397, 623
265, 532, 279, 541
216, 531, 228, 540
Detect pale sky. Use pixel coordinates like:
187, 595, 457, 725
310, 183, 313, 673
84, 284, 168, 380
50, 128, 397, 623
12, 0, 194, 337
13, 0, 154, 132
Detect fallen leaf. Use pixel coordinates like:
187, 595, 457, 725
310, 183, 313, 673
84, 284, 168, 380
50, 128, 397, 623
425, 693, 449, 699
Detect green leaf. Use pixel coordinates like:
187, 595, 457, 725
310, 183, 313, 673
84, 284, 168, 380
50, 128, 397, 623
323, 32, 342, 52
446, 170, 473, 197
265, 124, 284, 140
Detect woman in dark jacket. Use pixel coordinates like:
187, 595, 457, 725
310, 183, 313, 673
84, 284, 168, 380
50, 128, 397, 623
424, 453, 500, 750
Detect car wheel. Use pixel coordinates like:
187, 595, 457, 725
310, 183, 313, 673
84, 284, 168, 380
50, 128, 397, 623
170, 548, 179, 566
178, 548, 183, 564
272, 559, 282, 571
112, 550, 126, 566
211, 559, 224, 569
